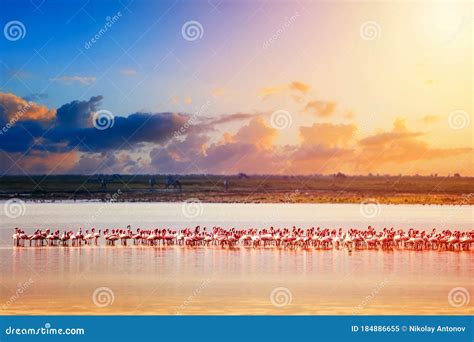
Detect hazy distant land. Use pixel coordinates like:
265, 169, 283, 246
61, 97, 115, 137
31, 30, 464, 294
1, 174, 473, 205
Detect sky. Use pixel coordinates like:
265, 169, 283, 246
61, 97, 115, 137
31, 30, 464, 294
0, 0, 472, 175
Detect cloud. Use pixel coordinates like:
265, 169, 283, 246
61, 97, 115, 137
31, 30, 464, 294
55, 95, 103, 127
288, 81, 310, 93
151, 117, 280, 174
300, 123, 357, 148
0, 93, 191, 155
304, 100, 337, 117
0, 92, 55, 122
204, 112, 266, 126
258, 86, 285, 100
420, 114, 440, 124
119, 68, 137, 76
0, 92, 472, 176
0, 150, 77, 174
354, 118, 472, 171
50, 76, 96, 85
259, 81, 310, 100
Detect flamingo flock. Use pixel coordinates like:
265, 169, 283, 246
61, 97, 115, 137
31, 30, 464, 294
11, 226, 474, 251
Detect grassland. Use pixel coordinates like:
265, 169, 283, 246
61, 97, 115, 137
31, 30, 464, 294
0, 174, 473, 205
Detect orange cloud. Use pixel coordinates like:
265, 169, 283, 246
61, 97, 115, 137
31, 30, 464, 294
19, 151, 78, 174
420, 114, 440, 124
300, 123, 357, 148
258, 86, 285, 99
304, 100, 337, 117
288, 81, 310, 93
233, 117, 277, 150
259, 81, 310, 100
0, 92, 55, 121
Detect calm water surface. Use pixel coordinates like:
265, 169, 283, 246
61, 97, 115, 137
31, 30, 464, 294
0, 202, 472, 315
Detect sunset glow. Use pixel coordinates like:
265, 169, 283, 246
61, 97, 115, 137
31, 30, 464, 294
0, 0, 472, 175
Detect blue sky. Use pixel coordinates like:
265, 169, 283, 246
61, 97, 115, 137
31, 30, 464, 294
0, 0, 471, 175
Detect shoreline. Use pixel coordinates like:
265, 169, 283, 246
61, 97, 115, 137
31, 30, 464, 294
1, 191, 472, 205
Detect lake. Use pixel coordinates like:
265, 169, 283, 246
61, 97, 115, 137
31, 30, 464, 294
0, 202, 472, 315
